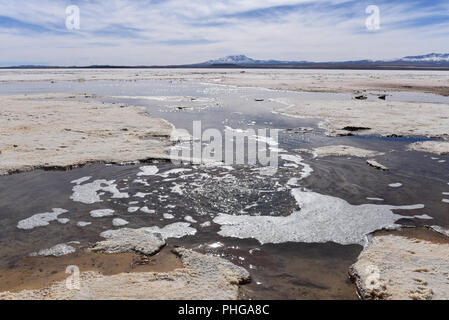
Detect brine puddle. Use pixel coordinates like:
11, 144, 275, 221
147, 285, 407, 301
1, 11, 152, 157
0, 80, 448, 299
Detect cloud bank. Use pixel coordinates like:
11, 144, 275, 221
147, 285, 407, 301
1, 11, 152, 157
0, 0, 448, 66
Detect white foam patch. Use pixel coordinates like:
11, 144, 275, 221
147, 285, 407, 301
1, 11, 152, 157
113, 218, 129, 227
101, 223, 197, 240
208, 242, 224, 249
443, 199, 449, 204
367, 197, 384, 201
57, 218, 70, 224
159, 168, 192, 177
77, 221, 91, 227
163, 213, 175, 219
127, 207, 140, 213
18, 208, 68, 230
134, 192, 150, 198
280, 154, 313, 179
137, 166, 159, 176
90, 209, 114, 218
71, 176, 92, 185
140, 206, 155, 214
141, 223, 197, 240
388, 183, 403, 188
443, 192, 449, 196
71, 179, 129, 204
171, 183, 184, 195
133, 179, 150, 186
413, 214, 433, 219
184, 215, 197, 223
213, 189, 426, 246
200, 221, 212, 227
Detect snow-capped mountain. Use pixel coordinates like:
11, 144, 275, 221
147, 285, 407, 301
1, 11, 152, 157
202, 55, 258, 65
199, 55, 305, 66
195, 53, 449, 67
400, 53, 449, 62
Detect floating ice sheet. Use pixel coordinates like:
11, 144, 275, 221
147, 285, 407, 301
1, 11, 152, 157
90, 209, 115, 218
71, 179, 129, 204
213, 189, 426, 246
113, 218, 129, 227
101, 223, 196, 241
17, 208, 69, 230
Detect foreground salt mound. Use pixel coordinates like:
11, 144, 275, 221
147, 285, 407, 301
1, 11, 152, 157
214, 189, 428, 245
0, 94, 172, 175
349, 232, 449, 300
408, 141, 449, 155
299, 145, 383, 158
0, 248, 250, 300
91, 228, 165, 255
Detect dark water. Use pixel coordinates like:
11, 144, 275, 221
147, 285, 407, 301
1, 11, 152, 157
0, 79, 448, 299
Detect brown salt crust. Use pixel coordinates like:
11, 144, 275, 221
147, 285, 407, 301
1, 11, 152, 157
0, 247, 182, 294
0, 247, 250, 300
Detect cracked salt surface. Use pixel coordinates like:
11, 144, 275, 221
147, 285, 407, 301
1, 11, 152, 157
71, 179, 129, 204
213, 189, 427, 246
17, 208, 69, 230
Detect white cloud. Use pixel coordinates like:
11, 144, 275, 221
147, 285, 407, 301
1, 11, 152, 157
0, 0, 448, 65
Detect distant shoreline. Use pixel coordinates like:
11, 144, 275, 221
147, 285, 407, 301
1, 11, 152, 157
2, 64, 449, 71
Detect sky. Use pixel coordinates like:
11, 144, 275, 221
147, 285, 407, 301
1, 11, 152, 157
0, 0, 448, 66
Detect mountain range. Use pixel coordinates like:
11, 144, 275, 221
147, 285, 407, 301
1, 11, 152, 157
193, 53, 449, 68
3, 53, 449, 69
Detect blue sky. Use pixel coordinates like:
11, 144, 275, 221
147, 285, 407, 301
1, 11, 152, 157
0, 0, 448, 66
